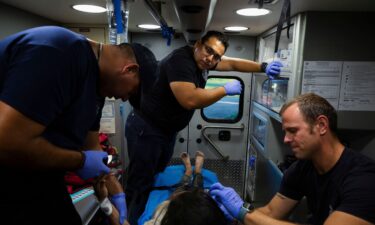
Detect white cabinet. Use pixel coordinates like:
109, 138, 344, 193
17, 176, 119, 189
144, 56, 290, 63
254, 12, 375, 129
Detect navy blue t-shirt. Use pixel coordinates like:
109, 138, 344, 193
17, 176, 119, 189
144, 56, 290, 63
0, 26, 101, 149
280, 148, 375, 225
141, 45, 206, 134
0, 26, 101, 223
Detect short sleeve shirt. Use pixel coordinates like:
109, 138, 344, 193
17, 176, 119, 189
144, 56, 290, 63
141, 45, 206, 133
0, 26, 100, 150
279, 148, 375, 225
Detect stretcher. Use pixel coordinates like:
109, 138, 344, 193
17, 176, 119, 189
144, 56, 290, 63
138, 165, 219, 225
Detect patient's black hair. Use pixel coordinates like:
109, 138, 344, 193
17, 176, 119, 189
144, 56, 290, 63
160, 189, 227, 225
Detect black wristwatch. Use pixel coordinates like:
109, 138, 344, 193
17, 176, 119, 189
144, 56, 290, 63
260, 62, 268, 73
238, 202, 254, 222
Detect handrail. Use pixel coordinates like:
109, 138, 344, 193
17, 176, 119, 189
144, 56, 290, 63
143, 0, 168, 27
143, 0, 174, 45
201, 124, 244, 161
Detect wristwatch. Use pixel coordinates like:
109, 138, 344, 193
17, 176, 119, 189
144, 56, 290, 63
238, 202, 254, 223
260, 62, 268, 73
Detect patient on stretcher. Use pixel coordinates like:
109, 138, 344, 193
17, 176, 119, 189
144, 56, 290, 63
144, 151, 227, 225
94, 151, 227, 225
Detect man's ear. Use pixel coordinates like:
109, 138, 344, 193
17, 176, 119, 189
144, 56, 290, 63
194, 40, 201, 51
316, 115, 329, 135
122, 63, 139, 74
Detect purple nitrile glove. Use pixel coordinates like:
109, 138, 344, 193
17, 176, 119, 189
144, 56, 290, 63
209, 182, 244, 221
211, 195, 235, 222
223, 80, 242, 95
76, 151, 110, 180
110, 192, 127, 225
266, 61, 283, 79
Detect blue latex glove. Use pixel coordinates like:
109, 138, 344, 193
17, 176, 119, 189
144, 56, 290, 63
110, 192, 127, 225
209, 182, 244, 220
211, 195, 235, 222
266, 61, 283, 79
76, 151, 110, 180
223, 80, 242, 95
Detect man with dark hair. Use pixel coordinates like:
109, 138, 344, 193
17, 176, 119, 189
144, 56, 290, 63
124, 30, 283, 224
0, 26, 141, 224
210, 93, 375, 225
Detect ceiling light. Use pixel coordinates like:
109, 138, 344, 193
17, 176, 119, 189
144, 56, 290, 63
72, 4, 107, 13
137, 24, 161, 30
224, 26, 249, 31
236, 8, 270, 16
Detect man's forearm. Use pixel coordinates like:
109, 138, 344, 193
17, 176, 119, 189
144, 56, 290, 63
244, 210, 299, 225
231, 59, 262, 72
184, 86, 227, 109
0, 135, 83, 171
216, 57, 262, 72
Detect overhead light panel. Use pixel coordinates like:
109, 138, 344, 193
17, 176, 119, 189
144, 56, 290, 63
72, 4, 107, 13
137, 24, 161, 30
224, 26, 249, 31
236, 8, 270, 16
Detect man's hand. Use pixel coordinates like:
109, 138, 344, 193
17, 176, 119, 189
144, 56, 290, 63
76, 150, 110, 180
209, 182, 244, 220
110, 192, 127, 225
211, 195, 235, 222
265, 61, 283, 79
223, 80, 242, 95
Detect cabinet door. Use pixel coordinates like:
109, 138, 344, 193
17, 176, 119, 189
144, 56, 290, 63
257, 14, 307, 104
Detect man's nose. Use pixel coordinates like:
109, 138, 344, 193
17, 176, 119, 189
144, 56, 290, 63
284, 134, 291, 144
206, 54, 214, 61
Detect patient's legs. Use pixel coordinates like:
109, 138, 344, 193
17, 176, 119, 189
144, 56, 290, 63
180, 152, 192, 186
193, 151, 205, 188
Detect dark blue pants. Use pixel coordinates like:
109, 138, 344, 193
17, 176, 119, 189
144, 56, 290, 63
124, 111, 176, 225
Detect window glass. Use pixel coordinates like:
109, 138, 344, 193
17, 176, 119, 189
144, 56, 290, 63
202, 77, 243, 123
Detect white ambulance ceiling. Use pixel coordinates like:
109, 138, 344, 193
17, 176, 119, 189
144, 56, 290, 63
0, 0, 374, 36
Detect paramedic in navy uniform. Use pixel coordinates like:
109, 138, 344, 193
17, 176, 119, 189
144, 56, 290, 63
124, 30, 283, 224
0, 26, 141, 225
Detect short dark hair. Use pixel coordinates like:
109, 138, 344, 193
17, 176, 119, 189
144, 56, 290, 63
280, 93, 338, 135
161, 189, 227, 225
118, 42, 137, 63
201, 31, 229, 51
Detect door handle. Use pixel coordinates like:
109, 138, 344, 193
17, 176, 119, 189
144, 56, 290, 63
201, 124, 244, 161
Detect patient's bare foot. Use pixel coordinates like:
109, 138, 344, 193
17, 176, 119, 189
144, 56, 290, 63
194, 151, 205, 174
180, 152, 192, 176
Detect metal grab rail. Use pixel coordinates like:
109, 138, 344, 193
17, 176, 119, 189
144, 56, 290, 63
143, 0, 174, 45
143, 0, 168, 28
201, 124, 245, 161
